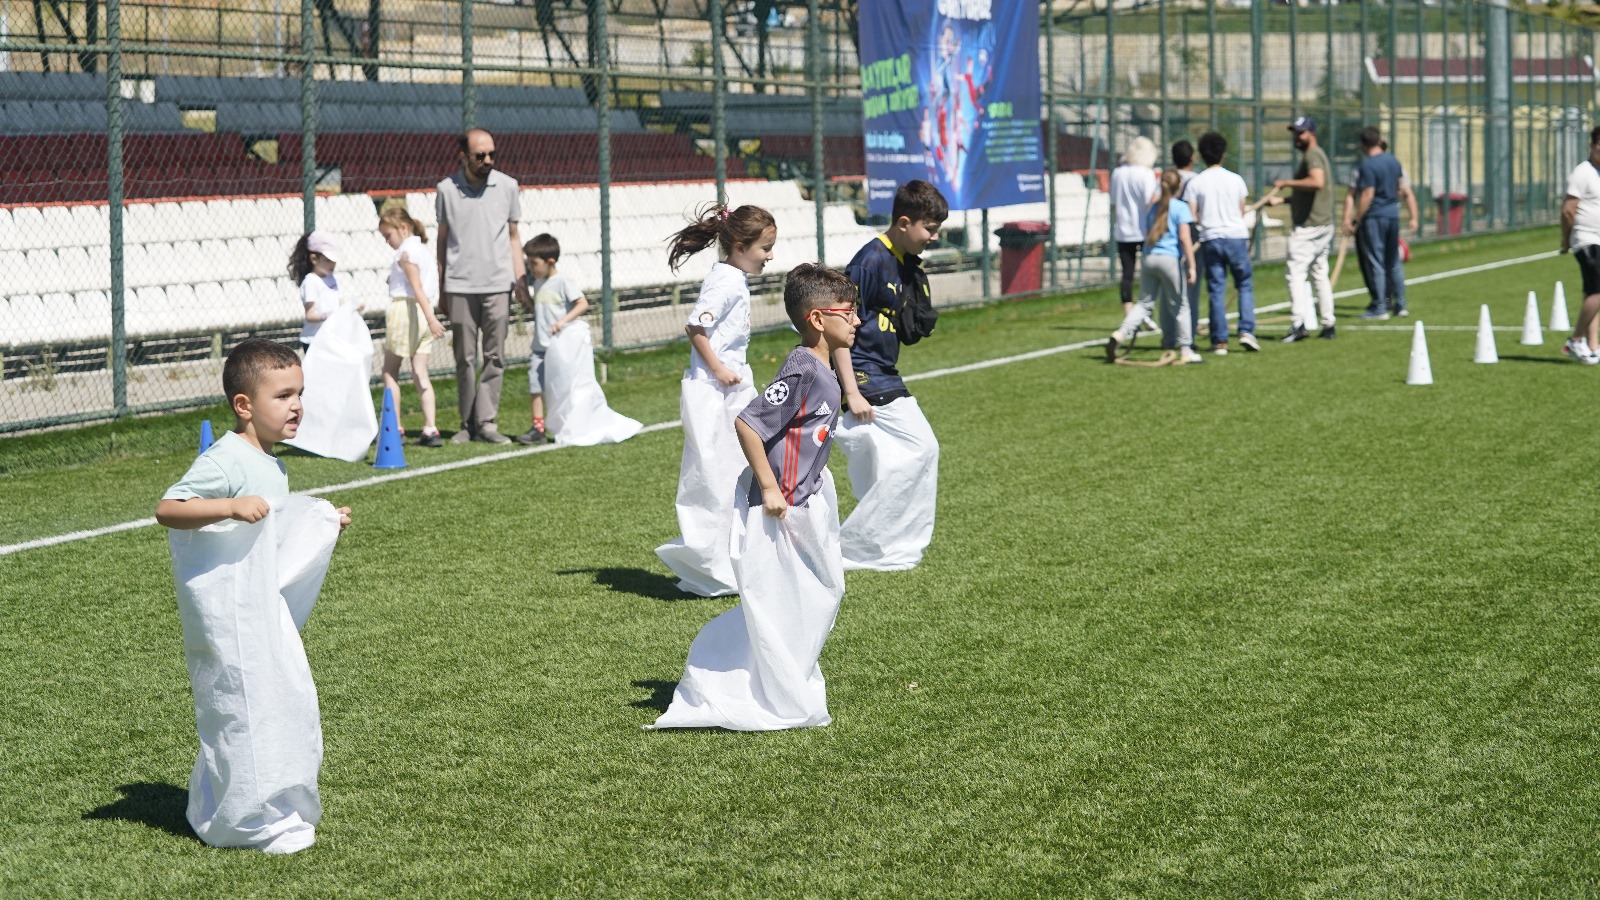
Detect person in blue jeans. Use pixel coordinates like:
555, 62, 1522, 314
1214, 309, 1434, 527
1350, 127, 1410, 319
1187, 131, 1258, 354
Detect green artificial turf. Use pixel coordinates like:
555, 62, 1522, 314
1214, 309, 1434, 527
4, 227, 1599, 895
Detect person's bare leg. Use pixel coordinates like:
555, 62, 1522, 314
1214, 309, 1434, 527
1576, 292, 1600, 344
1583, 293, 1600, 348
410, 352, 437, 432
531, 394, 544, 421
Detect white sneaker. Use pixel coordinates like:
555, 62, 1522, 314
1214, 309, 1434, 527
1565, 337, 1600, 365
1179, 348, 1205, 364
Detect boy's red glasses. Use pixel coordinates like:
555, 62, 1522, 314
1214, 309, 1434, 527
813, 307, 857, 317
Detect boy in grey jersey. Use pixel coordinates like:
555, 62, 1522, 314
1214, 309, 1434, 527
651, 265, 861, 732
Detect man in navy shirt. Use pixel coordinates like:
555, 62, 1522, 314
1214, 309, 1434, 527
1351, 127, 1410, 319
833, 180, 947, 571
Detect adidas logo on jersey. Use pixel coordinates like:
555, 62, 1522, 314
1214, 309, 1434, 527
815, 400, 832, 417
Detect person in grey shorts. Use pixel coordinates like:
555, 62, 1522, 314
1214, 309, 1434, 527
436, 128, 528, 444
1106, 169, 1202, 365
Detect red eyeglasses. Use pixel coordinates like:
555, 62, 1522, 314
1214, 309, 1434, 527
813, 307, 857, 317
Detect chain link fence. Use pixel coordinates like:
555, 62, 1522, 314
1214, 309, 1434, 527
1, 0, 1594, 433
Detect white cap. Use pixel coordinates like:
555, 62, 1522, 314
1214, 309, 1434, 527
306, 230, 344, 263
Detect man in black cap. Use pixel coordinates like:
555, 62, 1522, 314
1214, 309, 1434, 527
1266, 116, 1336, 341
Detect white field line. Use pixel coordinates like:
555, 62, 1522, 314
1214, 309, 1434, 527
0, 247, 1565, 559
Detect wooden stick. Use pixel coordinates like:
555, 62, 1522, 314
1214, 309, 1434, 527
1329, 232, 1350, 288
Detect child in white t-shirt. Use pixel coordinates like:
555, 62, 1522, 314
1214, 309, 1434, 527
289, 231, 360, 351
653, 203, 777, 597
515, 233, 589, 445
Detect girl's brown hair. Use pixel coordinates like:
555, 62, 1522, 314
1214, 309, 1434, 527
287, 234, 314, 283
1144, 169, 1186, 249
379, 206, 429, 244
665, 203, 776, 272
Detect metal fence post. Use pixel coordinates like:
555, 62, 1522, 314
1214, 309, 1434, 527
711, 0, 727, 203
1388, 0, 1399, 163
1359, 0, 1370, 121
301, 0, 316, 234
1326, 0, 1334, 149
1046, 0, 1058, 288
1158, 0, 1168, 144
809, 0, 825, 265
1105, 0, 1117, 280
597, 0, 614, 351
1415, 0, 1426, 194
981, 208, 991, 298
1251, 0, 1264, 259
1289, 0, 1299, 116
462, 0, 476, 130
107, 0, 126, 416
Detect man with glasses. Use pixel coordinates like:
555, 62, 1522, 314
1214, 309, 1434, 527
436, 128, 528, 444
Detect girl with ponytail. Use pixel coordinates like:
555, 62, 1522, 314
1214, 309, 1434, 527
378, 205, 447, 446
655, 201, 778, 597
1106, 168, 1202, 365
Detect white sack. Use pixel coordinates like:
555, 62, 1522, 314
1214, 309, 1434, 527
544, 321, 642, 446
654, 370, 756, 597
834, 396, 939, 572
168, 495, 341, 854
285, 305, 377, 462
650, 470, 844, 732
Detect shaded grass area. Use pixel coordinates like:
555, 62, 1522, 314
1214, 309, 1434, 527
4, 226, 1599, 895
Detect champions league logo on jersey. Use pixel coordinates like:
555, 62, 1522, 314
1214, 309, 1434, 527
764, 382, 790, 405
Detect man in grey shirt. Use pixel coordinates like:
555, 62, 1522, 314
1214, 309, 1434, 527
436, 128, 528, 444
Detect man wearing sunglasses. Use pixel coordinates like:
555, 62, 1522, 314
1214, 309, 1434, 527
436, 128, 529, 444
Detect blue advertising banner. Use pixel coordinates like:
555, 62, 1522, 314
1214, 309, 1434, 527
858, 0, 1045, 215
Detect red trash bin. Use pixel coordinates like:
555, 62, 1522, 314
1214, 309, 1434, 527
1436, 193, 1468, 236
996, 221, 1052, 295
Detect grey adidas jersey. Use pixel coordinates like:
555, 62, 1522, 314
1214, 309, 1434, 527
737, 346, 842, 509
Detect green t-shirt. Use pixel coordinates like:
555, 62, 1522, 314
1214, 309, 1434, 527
1290, 145, 1333, 228
162, 431, 290, 502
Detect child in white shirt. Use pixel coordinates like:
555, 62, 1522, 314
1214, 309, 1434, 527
654, 202, 777, 597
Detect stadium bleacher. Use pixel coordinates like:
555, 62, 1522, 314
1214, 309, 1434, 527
0, 180, 892, 352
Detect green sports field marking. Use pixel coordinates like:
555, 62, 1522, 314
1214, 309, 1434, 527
0, 248, 1563, 559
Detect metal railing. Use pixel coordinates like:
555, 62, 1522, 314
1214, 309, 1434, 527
0, 0, 1594, 433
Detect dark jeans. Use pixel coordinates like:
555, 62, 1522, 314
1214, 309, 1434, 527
1200, 238, 1255, 343
1359, 216, 1406, 313
1117, 241, 1141, 305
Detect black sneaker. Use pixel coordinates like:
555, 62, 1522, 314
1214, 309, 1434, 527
416, 430, 443, 448
515, 424, 547, 445
1281, 325, 1309, 343
1318, 325, 1337, 340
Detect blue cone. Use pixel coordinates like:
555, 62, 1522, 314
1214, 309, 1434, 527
373, 389, 407, 469
198, 419, 215, 455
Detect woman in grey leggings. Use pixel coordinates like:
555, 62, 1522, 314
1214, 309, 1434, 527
1107, 169, 1202, 365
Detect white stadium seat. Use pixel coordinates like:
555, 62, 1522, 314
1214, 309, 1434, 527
5, 207, 46, 251
127, 285, 167, 338
4, 295, 49, 347
71, 291, 110, 343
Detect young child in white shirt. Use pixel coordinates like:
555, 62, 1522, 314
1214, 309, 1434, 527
516, 232, 590, 445
653, 202, 778, 597
289, 231, 360, 352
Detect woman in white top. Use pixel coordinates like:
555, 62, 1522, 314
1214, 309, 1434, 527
1109, 136, 1160, 319
653, 202, 778, 598
377, 207, 447, 447
290, 230, 360, 351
